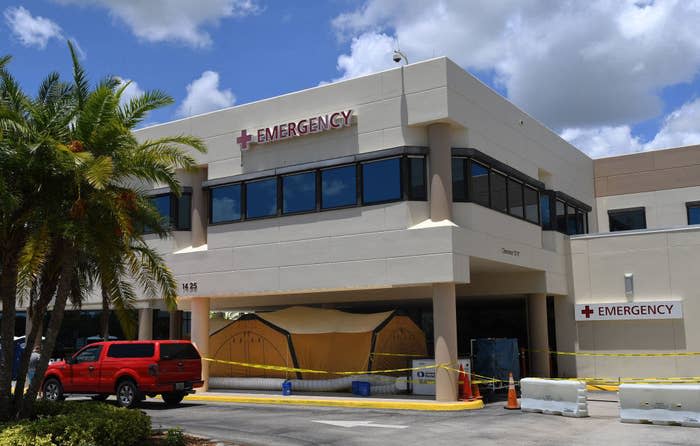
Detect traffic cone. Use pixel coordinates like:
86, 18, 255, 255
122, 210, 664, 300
504, 372, 520, 410
460, 365, 474, 401
471, 376, 482, 400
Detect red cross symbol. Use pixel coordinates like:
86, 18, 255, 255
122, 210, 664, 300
580, 305, 594, 319
236, 129, 252, 151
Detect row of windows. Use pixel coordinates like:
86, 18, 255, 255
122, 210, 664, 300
147, 193, 192, 232
452, 156, 589, 235
607, 202, 700, 232
209, 155, 427, 224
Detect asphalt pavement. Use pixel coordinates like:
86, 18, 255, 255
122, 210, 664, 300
138, 393, 700, 446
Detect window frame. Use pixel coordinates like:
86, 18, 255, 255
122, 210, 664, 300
281, 170, 318, 216
361, 156, 404, 206
320, 163, 359, 211
244, 176, 280, 221
209, 182, 243, 225
686, 201, 700, 225
608, 207, 647, 232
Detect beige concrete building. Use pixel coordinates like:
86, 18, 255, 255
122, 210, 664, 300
28, 57, 700, 400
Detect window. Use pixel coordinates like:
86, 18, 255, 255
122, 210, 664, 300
452, 158, 467, 201
555, 200, 566, 233
507, 178, 524, 218
407, 156, 427, 200
175, 193, 192, 230
150, 194, 170, 227
246, 177, 278, 219
566, 205, 578, 235
524, 186, 539, 224
160, 343, 200, 360
283, 171, 316, 214
609, 207, 646, 232
490, 171, 507, 213
471, 162, 490, 207
362, 157, 401, 204
75, 345, 102, 363
107, 343, 155, 358
687, 202, 700, 225
321, 165, 357, 209
575, 209, 585, 234
210, 184, 242, 223
540, 194, 552, 229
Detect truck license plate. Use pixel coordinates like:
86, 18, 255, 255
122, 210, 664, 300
175, 382, 185, 390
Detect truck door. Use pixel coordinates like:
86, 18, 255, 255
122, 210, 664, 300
69, 345, 103, 392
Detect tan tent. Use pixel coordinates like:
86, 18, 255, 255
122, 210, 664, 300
209, 306, 427, 379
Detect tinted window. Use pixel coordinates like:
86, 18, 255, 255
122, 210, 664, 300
408, 156, 427, 200
507, 179, 524, 218
524, 186, 539, 224
246, 178, 278, 219
283, 171, 316, 214
211, 184, 242, 223
609, 208, 646, 232
575, 209, 585, 234
566, 205, 578, 235
160, 343, 200, 360
452, 158, 467, 201
107, 343, 155, 358
540, 195, 551, 229
471, 162, 489, 207
75, 345, 102, 363
688, 203, 700, 225
176, 193, 191, 230
490, 171, 507, 213
555, 200, 566, 233
362, 158, 401, 204
150, 195, 171, 227
321, 165, 357, 209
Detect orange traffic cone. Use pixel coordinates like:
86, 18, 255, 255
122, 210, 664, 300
504, 372, 520, 410
471, 376, 482, 400
460, 365, 474, 401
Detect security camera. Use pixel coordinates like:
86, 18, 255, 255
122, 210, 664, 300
393, 51, 402, 63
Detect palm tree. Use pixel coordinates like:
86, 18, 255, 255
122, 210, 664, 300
0, 42, 206, 420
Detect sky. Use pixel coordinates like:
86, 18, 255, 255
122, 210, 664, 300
1, 0, 699, 159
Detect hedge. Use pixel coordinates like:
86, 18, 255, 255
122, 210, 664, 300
0, 401, 151, 446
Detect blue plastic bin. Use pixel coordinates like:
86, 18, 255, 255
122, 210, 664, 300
351, 381, 370, 397
282, 380, 292, 396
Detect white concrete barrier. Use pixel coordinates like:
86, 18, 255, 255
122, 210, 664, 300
520, 378, 588, 418
619, 384, 700, 427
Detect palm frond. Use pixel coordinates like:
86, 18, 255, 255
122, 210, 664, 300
68, 40, 89, 108
119, 90, 173, 128
84, 155, 114, 190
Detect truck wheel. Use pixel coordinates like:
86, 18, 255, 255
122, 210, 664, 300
116, 380, 139, 408
42, 378, 65, 402
91, 394, 109, 402
162, 391, 186, 406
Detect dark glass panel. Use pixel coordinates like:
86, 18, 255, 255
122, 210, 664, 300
540, 195, 551, 229
490, 171, 507, 213
211, 184, 242, 223
321, 165, 357, 209
609, 208, 646, 232
408, 156, 427, 200
507, 178, 524, 218
471, 162, 490, 207
246, 178, 278, 219
283, 171, 316, 214
452, 157, 467, 202
688, 205, 700, 225
176, 193, 191, 230
362, 157, 401, 204
555, 200, 566, 233
524, 186, 539, 223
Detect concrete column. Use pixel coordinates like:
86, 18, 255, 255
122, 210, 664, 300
191, 168, 207, 248
433, 283, 458, 401
528, 294, 551, 377
191, 298, 210, 391
137, 308, 153, 340
169, 310, 182, 340
428, 123, 453, 222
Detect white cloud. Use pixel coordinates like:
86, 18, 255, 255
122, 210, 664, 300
4, 6, 63, 49
176, 71, 235, 117
330, 1, 700, 133
561, 98, 700, 158
115, 77, 145, 106
57, 0, 261, 48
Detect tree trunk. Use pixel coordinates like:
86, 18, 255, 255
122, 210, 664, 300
18, 244, 75, 419
12, 259, 59, 408
100, 286, 110, 341
0, 233, 25, 421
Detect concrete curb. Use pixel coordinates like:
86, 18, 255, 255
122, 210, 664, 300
182, 394, 485, 411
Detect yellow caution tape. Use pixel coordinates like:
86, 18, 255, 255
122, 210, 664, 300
528, 349, 700, 357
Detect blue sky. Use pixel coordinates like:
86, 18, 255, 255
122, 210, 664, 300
2, 1, 699, 158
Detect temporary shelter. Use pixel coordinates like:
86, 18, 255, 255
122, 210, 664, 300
209, 306, 427, 379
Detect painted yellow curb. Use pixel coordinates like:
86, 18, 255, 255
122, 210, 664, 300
182, 394, 484, 411
586, 384, 619, 392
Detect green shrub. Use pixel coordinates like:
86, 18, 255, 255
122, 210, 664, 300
164, 427, 185, 446
0, 401, 151, 446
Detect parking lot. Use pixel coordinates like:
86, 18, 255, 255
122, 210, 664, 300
138, 392, 699, 446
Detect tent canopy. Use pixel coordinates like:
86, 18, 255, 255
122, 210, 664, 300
209, 306, 427, 379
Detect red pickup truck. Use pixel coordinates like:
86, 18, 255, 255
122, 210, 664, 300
42, 340, 203, 408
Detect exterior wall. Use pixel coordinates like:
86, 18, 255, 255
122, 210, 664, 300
566, 227, 700, 378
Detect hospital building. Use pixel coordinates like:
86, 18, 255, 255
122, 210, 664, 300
28, 57, 700, 401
